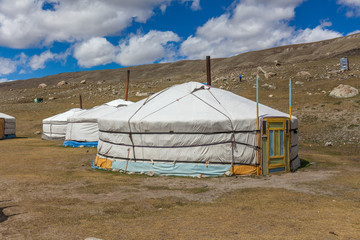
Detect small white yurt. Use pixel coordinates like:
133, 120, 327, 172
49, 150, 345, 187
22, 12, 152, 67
64, 99, 133, 147
94, 82, 300, 176
42, 108, 86, 140
0, 113, 16, 140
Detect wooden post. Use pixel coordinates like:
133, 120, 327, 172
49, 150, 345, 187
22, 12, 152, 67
289, 79, 292, 122
206, 56, 211, 86
289, 78, 292, 173
79, 94, 83, 109
256, 74, 259, 176
125, 70, 130, 101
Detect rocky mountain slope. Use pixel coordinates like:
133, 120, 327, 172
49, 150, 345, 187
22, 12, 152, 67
0, 33, 359, 149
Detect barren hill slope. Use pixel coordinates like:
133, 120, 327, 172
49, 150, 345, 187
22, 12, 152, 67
1, 33, 359, 90
0, 33, 359, 150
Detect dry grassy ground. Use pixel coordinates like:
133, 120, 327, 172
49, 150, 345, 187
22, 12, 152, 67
1, 35, 360, 239
0, 137, 359, 239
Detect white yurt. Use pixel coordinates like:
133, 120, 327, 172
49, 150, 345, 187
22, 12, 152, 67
42, 108, 86, 140
0, 113, 16, 140
94, 82, 300, 176
64, 99, 133, 147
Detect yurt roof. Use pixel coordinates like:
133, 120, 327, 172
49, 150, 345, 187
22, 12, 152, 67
105, 99, 133, 107
0, 112, 15, 120
68, 99, 133, 123
99, 82, 294, 133
43, 108, 85, 123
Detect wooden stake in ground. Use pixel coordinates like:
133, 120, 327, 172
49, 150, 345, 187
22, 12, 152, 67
79, 94, 83, 109
256, 74, 260, 176
125, 70, 130, 101
206, 56, 211, 86
125, 148, 130, 173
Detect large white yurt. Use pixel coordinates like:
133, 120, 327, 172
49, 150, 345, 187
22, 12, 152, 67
0, 113, 16, 140
64, 99, 133, 147
42, 108, 86, 140
94, 82, 300, 176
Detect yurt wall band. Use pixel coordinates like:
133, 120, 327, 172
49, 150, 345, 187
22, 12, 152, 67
64, 140, 98, 147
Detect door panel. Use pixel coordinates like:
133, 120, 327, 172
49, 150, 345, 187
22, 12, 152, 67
261, 118, 290, 175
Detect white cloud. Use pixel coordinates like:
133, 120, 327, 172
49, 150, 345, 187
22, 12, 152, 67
0, 0, 192, 49
190, 0, 201, 10
338, 0, 360, 6
338, 0, 360, 16
0, 78, 9, 82
347, 29, 360, 35
73, 37, 116, 68
29, 49, 70, 70
0, 57, 17, 75
180, 0, 201, 11
115, 30, 180, 66
180, 0, 344, 59
29, 50, 55, 70
290, 25, 342, 44
73, 31, 180, 68
180, 0, 303, 59
16, 52, 28, 65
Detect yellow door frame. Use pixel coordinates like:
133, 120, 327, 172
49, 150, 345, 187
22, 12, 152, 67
261, 117, 290, 175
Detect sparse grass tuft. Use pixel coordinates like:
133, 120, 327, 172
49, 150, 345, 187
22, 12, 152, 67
347, 124, 359, 129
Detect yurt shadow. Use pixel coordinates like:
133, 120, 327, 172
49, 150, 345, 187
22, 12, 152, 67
0, 205, 20, 223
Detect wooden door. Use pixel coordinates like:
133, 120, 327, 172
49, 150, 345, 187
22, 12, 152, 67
261, 118, 290, 175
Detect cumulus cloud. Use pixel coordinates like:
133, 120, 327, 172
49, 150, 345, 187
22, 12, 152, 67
29, 50, 55, 70
290, 24, 342, 44
73, 31, 180, 68
180, 0, 304, 59
29, 49, 70, 70
180, 0, 344, 59
0, 0, 181, 49
115, 31, 180, 66
1, 0, 351, 72
0, 78, 10, 83
0, 57, 17, 75
73, 37, 116, 68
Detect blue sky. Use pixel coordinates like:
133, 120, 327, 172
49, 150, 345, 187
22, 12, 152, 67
0, 0, 360, 82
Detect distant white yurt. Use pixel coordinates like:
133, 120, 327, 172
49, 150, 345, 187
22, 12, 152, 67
64, 99, 133, 147
0, 113, 16, 140
42, 108, 86, 140
94, 82, 300, 176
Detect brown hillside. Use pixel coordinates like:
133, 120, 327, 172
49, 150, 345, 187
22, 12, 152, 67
0, 33, 359, 147
1, 33, 360, 90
